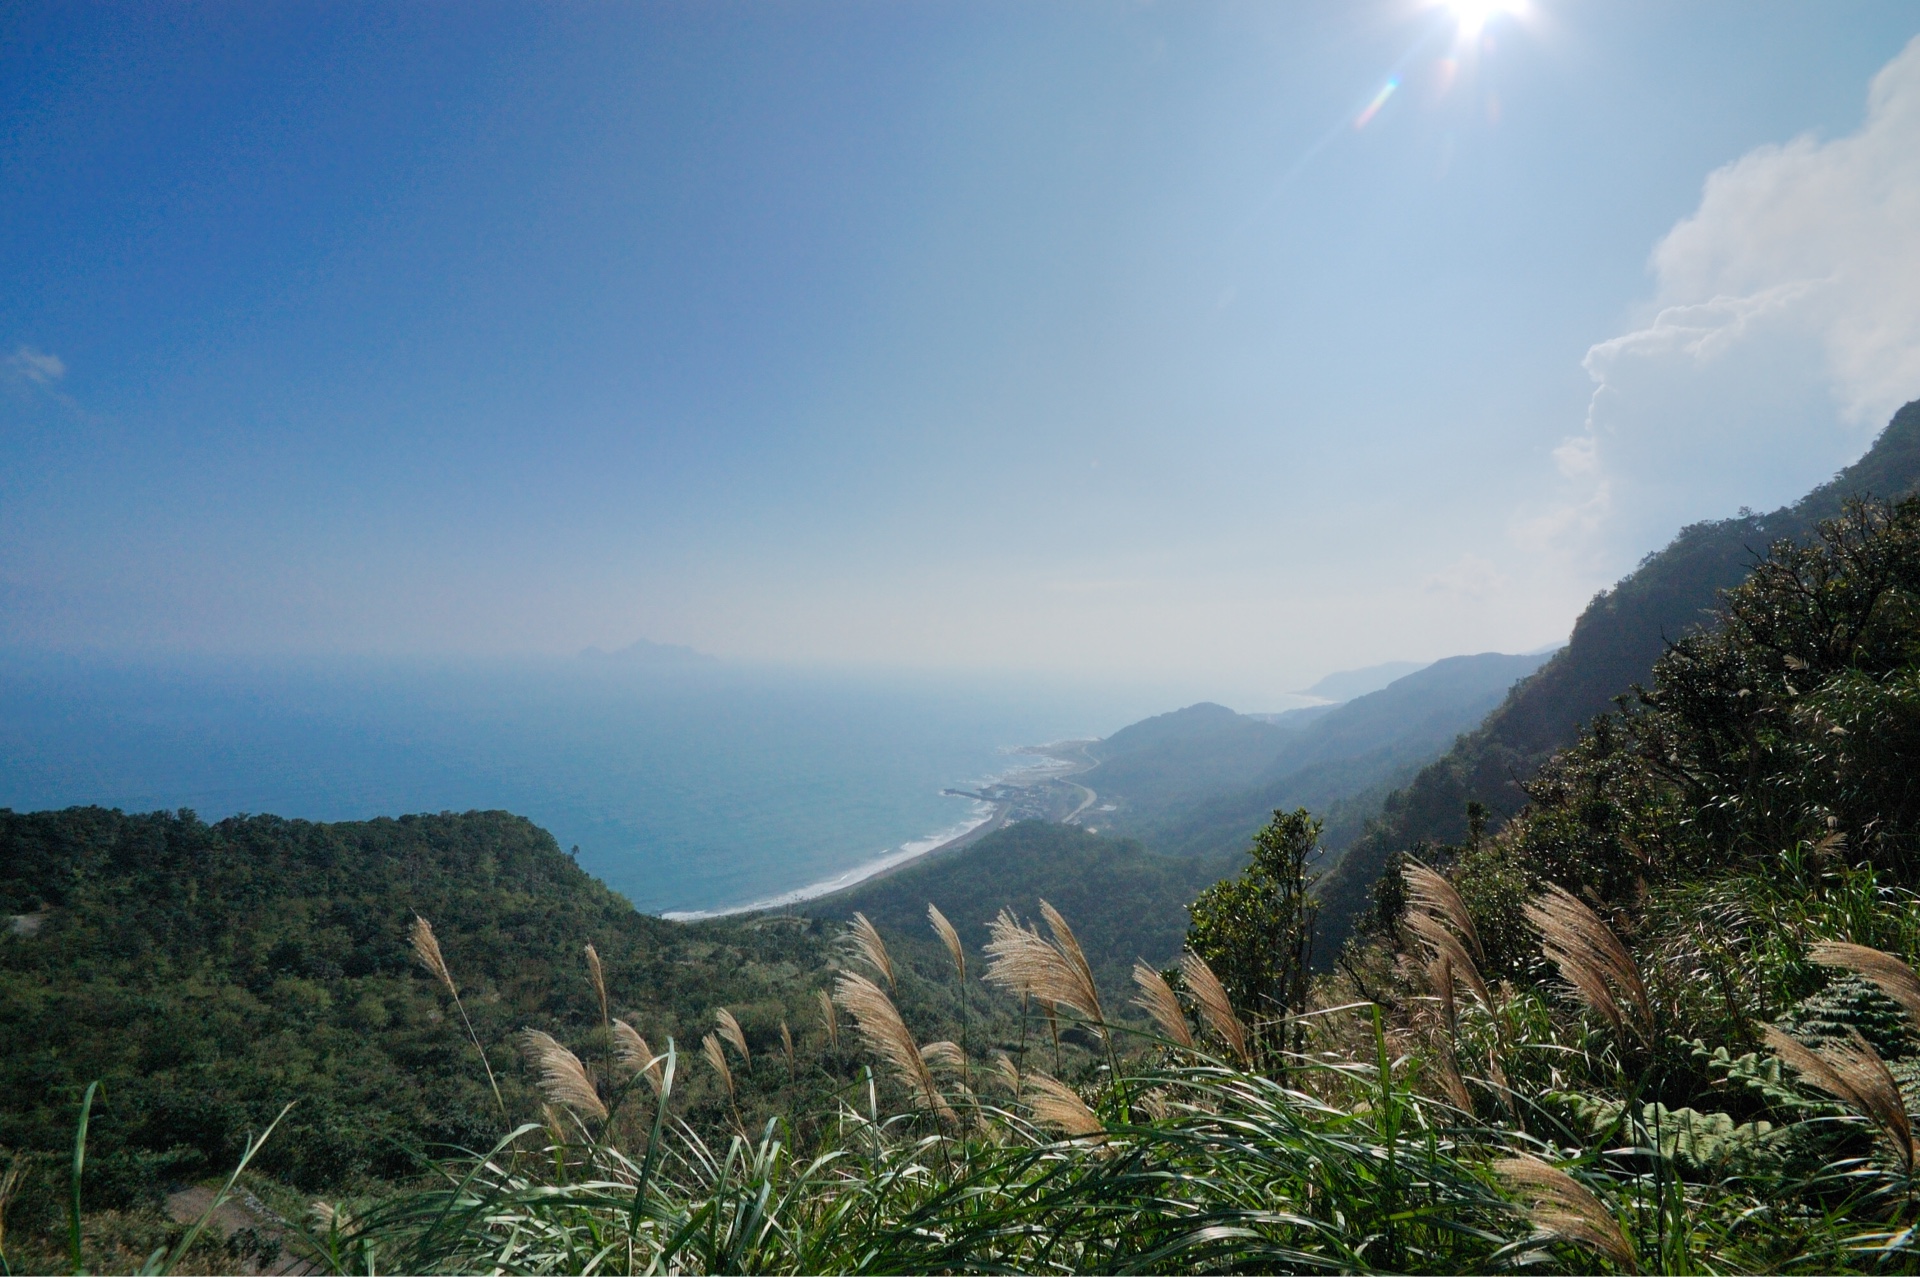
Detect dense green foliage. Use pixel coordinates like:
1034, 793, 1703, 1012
0, 809, 837, 1235
1186, 809, 1320, 1051
1321, 396, 1920, 955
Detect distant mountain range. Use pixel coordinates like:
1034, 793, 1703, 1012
1312, 396, 1920, 955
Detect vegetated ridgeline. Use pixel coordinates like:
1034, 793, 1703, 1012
13, 490, 1920, 1271
1317, 395, 1920, 956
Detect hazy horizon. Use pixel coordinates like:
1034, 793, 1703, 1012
6, 2, 1920, 704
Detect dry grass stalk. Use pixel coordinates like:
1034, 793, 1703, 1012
983, 906, 1104, 1031
1431, 1049, 1473, 1113
1428, 954, 1459, 1038
1138, 1087, 1172, 1122
816, 988, 840, 1051
518, 1029, 608, 1119
1494, 1154, 1637, 1273
1025, 1071, 1105, 1141
928, 903, 966, 982
1523, 884, 1651, 1041
1132, 961, 1195, 1048
411, 916, 456, 996
1403, 861, 1484, 964
922, 1040, 968, 1075
846, 913, 897, 992
992, 1052, 1022, 1095
611, 1018, 665, 1094
0, 1152, 25, 1254
1765, 1026, 1916, 1171
1181, 950, 1250, 1065
411, 916, 505, 1115
715, 1008, 752, 1072
834, 971, 954, 1123
1405, 910, 1492, 1012
780, 1020, 796, 1072
584, 943, 609, 1029
702, 1032, 735, 1100
1809, 942, 1920, 1032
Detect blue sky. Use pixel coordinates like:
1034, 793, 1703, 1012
5, 1, 1919, 705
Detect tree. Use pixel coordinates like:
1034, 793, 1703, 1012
1186, 808, 1320, 1059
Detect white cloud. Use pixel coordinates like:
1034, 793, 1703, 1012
1534, 35, 1920, 562
4, 346, 66, 385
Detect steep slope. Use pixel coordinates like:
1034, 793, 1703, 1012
1148, 651, 1553, 861
1315, 396, 1920, 956
1078, 703, 1316, 818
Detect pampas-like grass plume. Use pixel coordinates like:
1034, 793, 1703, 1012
702, 1032, 735, 1100
1403, 861, 1485, 965
1495, 1154, 1637, 1273
584, 943, 609, 1029
411, 916, 505, 1116
518, 1029, 607, 1120
1131, 961, 1195, 1048
921, 1040, 967, 1075
983, 905, 1104, 1031
846, 913, 897, 993
928, 903, 966, 982
991, 1052, 1021, 1095
1523, 884, 1651, 1041
1180, 950, 1250, 1065
411, 916, 456, 996
611, 1018, 665, 1094
816, 988, 840, 1051
715, 1008, 751, 1072
780, 1019, 796, 1073
1024, 1071, 1105, 1141
833, 970, 954, 1123
1810, 942, 1920, 1032
1405, 910, 1493, 1013
1765, 1025, 1916, 1172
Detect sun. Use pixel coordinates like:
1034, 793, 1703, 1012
1442, 0, 1524, 40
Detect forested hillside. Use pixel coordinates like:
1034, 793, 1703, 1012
0, 809, 835, 1217
1316, 397, 1920, 955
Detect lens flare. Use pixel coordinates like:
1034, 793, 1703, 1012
1354, 79, 1398, 129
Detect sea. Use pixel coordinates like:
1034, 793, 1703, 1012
0, 651, 1176, 916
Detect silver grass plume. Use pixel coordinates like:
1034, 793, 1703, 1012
1403, 860, 1485, 965
928, 903, 966, 982
1180, 950, 1250, 1065
1523, 884, 1651, 1041
1024, 1071, 1105, 1141
1404, 909, 1493, 1013
983, 905, 1104, 1032
702, 1032, 735, 1101
411, 916, 456, 996
715, 1007, 752, 1072
584, 943, 609, 1029
833, 970, 954, 1123
611, 1018, 664, 1094
1131, 961, 1195, 1048
780, 1019, 796, 1073
845, 913, 897, 993
816, 988, 840, 1051
1809, 942, 1920, 1033
1495, 1154, 1637, 1273
518, 1029, 607, 1119
1765, 1025, 1916, 1172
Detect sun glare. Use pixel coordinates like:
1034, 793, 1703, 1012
1443, 0, 1523, 40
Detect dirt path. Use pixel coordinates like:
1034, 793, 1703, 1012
166, 1185, 306, 1274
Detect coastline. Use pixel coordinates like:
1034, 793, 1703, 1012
660, 741, 1096, 921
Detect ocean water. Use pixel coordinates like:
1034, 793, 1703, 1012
0, 653, 1166, 915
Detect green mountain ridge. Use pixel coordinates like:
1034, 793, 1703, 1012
1314, 396, 1920, 957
